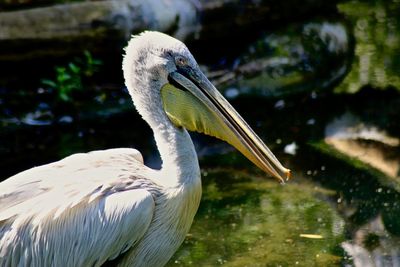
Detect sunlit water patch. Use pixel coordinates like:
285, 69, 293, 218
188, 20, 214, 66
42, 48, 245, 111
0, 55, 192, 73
168, 169, 345, 266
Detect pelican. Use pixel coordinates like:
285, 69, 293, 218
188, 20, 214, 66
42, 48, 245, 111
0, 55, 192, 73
0, 31, 290, 267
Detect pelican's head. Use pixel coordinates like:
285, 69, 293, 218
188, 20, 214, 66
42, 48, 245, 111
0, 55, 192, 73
123, 31, 290, 182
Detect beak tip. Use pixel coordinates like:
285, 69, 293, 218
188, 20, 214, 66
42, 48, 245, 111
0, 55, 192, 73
276, 168, 291, 184
285, 169, 292, 181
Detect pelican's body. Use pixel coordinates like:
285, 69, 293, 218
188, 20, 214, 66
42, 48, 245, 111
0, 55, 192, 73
0, 148, 200, 266
0, 32, 290, 266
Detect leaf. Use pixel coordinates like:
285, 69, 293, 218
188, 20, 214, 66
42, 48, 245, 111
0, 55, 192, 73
58, 73, 71, 82
41, 79, 57, 88
59, 91, 70, 102
68, 63, 81, 74
56, 67, 66, 73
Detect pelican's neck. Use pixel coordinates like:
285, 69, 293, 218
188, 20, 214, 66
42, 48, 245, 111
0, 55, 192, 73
152, 121, 200, 186
123, 37, 200, 186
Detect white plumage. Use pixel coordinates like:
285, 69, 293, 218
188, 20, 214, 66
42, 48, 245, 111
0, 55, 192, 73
0, 31, 289, 266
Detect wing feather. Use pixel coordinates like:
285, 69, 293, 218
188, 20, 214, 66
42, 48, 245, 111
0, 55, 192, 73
0, 148, 144, 219
0, 148, 160, 266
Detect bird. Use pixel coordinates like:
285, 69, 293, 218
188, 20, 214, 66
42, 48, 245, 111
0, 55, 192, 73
0, 31, 290, 267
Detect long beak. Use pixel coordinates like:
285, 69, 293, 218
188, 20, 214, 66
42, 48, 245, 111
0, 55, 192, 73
162, 68, 291, 182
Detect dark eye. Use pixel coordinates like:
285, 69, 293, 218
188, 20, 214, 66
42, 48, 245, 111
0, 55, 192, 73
175, 56, 187, 66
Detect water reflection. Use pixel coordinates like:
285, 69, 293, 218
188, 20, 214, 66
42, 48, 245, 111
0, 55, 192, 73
342, 216, 400, 267
325, 112, 400, 179
336, 0, 400, 93
168, 169, 344, 266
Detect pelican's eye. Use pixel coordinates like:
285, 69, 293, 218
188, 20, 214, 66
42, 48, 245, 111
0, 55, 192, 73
175, 56, 188, 67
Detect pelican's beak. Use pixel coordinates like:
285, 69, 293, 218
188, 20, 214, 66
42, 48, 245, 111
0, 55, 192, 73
161, 67, 291, 182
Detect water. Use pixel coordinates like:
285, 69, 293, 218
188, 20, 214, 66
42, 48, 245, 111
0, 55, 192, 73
168, 169, 346, 266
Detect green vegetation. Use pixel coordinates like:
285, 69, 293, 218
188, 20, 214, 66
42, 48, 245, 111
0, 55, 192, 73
41, 51, 102, 102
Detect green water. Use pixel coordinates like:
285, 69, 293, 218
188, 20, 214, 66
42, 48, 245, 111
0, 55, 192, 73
168, 169, 345, 266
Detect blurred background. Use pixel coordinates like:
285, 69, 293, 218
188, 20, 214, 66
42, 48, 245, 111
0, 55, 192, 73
0, 0, 399, 266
